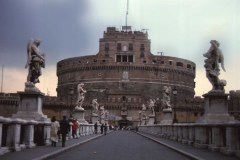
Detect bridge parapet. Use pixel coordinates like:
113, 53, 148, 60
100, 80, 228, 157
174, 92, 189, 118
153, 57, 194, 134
138, 122, 240, 158
0, 116, 94, 156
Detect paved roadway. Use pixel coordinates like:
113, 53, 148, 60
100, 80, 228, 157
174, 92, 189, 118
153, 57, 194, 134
1, 130, 238, 160
47, 131, 191, 160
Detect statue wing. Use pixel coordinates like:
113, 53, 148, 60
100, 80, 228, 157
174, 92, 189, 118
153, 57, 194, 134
25, 39, 33, 68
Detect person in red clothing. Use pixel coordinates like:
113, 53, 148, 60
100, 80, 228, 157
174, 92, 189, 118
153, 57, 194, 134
72, 119, 78, 138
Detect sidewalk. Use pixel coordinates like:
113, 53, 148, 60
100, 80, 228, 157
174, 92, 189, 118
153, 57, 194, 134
0, 133, 104, 160
136, 131, 239, 160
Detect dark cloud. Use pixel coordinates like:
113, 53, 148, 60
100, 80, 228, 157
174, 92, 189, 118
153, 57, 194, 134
0, 0, 96, 67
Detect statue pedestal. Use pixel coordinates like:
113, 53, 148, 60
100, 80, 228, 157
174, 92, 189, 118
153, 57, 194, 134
12, 91, 49, 123
141, 118, 147, 125
197, 93, 235, 123
12, 90, 51, 146
74, 108, 88, 124
91, 114, 98, 124
160, 108, 173, 125
148, 115, 155, 125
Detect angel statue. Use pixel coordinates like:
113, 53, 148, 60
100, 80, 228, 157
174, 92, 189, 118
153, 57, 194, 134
25, 39, 45, 84
148, 99, 156, 116
203, 40, 226, 93
162, 86, 171, 110
91, 99, 99, 115
75, 83, 87, 110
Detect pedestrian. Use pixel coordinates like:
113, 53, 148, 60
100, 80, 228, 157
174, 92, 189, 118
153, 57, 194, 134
100, 124, 104, 134
72, 119, 78, 138
104, 123, 107, 135
50, 116, 60, 147
94, 122, 98, 134
60, 116, 70, 147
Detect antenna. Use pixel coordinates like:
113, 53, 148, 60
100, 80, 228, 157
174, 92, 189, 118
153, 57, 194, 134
1, 64, 4, 93
126, 0, 129, 29
122, 0, 131, 31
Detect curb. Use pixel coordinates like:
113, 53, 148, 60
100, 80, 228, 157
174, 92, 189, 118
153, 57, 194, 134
32, 134, 104, 160
135, 131, 204, 160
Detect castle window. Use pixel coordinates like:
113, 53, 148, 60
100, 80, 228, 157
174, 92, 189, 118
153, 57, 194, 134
140, 44, 145, 51
169, 61, 172, 65
122, 96, 126, 101
105, 43, 109, 51
117, 43, 122, 51
187, 64, 192, 69
128, 55, 133, 62
122, 55, 128, 62
116, 55, 121, 62
140, 52, 144, 58
176, 62, 183, 67
129, 43, 133, 51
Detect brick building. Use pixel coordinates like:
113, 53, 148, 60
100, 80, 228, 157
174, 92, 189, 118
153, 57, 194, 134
56, 26, 196, 127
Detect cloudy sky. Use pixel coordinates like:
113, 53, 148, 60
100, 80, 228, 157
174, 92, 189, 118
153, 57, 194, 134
0, 0, 239, 97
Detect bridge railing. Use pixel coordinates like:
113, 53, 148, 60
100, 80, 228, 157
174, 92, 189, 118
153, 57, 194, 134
138, 123, 240, 157
0, 116, 94, 155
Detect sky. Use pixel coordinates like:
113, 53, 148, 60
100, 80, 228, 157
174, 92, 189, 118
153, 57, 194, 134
0, 0, 239, 97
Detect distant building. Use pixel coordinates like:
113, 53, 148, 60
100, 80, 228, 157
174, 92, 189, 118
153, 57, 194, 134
56, 26, 196, 127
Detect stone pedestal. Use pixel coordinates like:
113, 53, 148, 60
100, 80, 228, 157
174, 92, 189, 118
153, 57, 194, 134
74, 108, 88, 124
197, 93, 235, 123
12, 91, 50, 122
160, 108, 173, 124
141, 118, 147, 125
12, 91, 50, 146
148, 115, 155, 125
91, 114, 98, 124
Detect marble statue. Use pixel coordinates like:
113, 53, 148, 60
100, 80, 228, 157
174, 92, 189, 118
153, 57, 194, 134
100, 106, 105, 121
203, 40, 226, 93
162, 86, 171, 110
75, 83, 87, 110
141, 103, 147, 118
91, 99, 99, 115
148, 99, 156, 116
25, 39, 45, 84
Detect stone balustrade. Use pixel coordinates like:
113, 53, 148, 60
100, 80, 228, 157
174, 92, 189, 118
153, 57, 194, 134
0, 116, 94, 156
138, 123, 240, 158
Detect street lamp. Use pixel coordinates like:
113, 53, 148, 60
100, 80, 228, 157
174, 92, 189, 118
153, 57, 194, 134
172, 87, 178, 123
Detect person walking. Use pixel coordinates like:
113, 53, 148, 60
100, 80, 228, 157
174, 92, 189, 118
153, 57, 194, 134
60, 116, 70, 147
100, 124, 104, 134
72, 119, 78, 138
50, 116, 60, 147
104, 123, 107, 135
94, 122, 98, 134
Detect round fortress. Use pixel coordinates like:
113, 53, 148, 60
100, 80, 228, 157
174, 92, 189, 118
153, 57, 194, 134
56, 26, 196, 125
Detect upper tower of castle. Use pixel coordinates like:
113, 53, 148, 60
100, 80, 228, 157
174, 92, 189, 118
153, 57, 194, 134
98, 26, 152, 64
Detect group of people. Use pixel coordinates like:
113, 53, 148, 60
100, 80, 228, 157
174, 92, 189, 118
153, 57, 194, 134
50, 116, 76, 147
94, 122, 108, 135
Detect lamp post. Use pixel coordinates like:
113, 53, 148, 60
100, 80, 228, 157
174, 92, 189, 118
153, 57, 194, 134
172, 87, 178, 123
